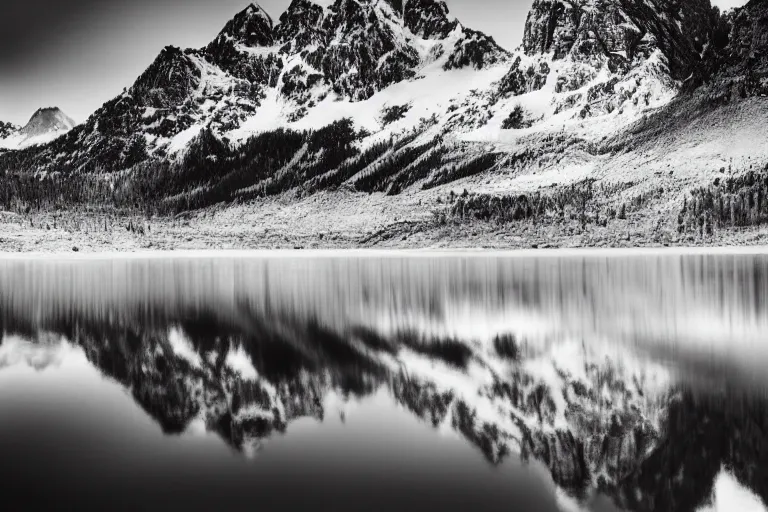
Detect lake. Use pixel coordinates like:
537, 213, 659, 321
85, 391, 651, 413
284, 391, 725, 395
0, 250, 767, 512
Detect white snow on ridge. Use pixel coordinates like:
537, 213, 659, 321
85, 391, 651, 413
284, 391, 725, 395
168, 124, 205, 155
0, 129, 71, 151
168, 328, 203, 368
697, 469, 767, 512
225, 343, 258, 380
220, 38, 677, 169
229, 59, 510, 143
463, 49, 677, 146
315, 0, 335, 7
236, 43, 281, 57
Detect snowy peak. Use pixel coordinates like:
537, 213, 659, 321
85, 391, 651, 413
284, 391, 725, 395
275, 0, 328, 53
0, 0, 511, 170
21, 107, 76, 137
0, 107, 76, 151
404, 0, 457, 39
274, 0, 508, 99
219, 2, 275, 47
0, 1, 489, 172
307, 0, 421, 100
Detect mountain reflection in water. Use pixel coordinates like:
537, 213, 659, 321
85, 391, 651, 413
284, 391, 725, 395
0, 252, 767, 512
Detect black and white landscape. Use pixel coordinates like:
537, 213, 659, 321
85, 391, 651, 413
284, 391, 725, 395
0, 0, 766, 250
2, 2, 768, 511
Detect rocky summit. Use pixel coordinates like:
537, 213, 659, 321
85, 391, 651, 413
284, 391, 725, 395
19, 107, 76, 138
1, 0, 767, 250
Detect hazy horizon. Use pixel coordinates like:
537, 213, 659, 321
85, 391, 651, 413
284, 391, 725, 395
0, 0, 750, 126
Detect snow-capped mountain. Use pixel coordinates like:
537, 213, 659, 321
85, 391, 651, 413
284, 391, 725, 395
0, 107, 77, 151
0, 0, 766, 248
4, 0, 507, 171
0, 0, 752, 168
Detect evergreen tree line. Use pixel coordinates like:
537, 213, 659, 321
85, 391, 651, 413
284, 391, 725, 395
450, 181, 599, 226
678, 165, 768, 236
3, 118, 507, 216
305, 139, 393, 194
354, 141, 434, 193
1, 120, 361, 215
447, 180, 674, 230
422, 153, 503, 191
0, 171, 118, 214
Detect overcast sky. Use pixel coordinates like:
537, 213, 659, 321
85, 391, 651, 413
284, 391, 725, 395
0, 0, 750, 126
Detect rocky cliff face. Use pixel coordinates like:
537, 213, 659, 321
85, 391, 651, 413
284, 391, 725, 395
522, 0, 655, 69
618, 0, 726, 82
493, 0, 766, 125
0, 121, 19, 140
710, 0, 768, 99
521, 0, 725, 81
498, 0, 731, 120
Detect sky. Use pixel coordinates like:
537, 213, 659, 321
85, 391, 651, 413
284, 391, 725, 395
0, 0, 751, 126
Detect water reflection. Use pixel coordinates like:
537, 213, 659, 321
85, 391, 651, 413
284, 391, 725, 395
0, 253, 767, 512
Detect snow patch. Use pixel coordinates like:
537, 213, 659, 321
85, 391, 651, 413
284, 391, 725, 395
225, 343, 258, 380
0, 129, 70, 150
168, 328, 202, 368
167, 124, 204, 155
698, 468, 768, 512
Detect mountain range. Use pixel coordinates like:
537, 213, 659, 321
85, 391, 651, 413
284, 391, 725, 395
1, 0, 767, 249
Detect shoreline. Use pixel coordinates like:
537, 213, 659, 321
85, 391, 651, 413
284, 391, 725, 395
3, 199, 768, 255
3, 245, 768, 259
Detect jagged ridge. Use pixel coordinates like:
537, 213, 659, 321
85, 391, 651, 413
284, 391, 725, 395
0, 0, 767, 247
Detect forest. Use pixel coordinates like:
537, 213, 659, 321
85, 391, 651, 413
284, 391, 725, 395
677, 165, 768, 236
3, 115, 768, 244
0, 117, 501, 217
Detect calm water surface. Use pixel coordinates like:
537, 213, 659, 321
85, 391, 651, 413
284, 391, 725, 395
1, 251, 767, 512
